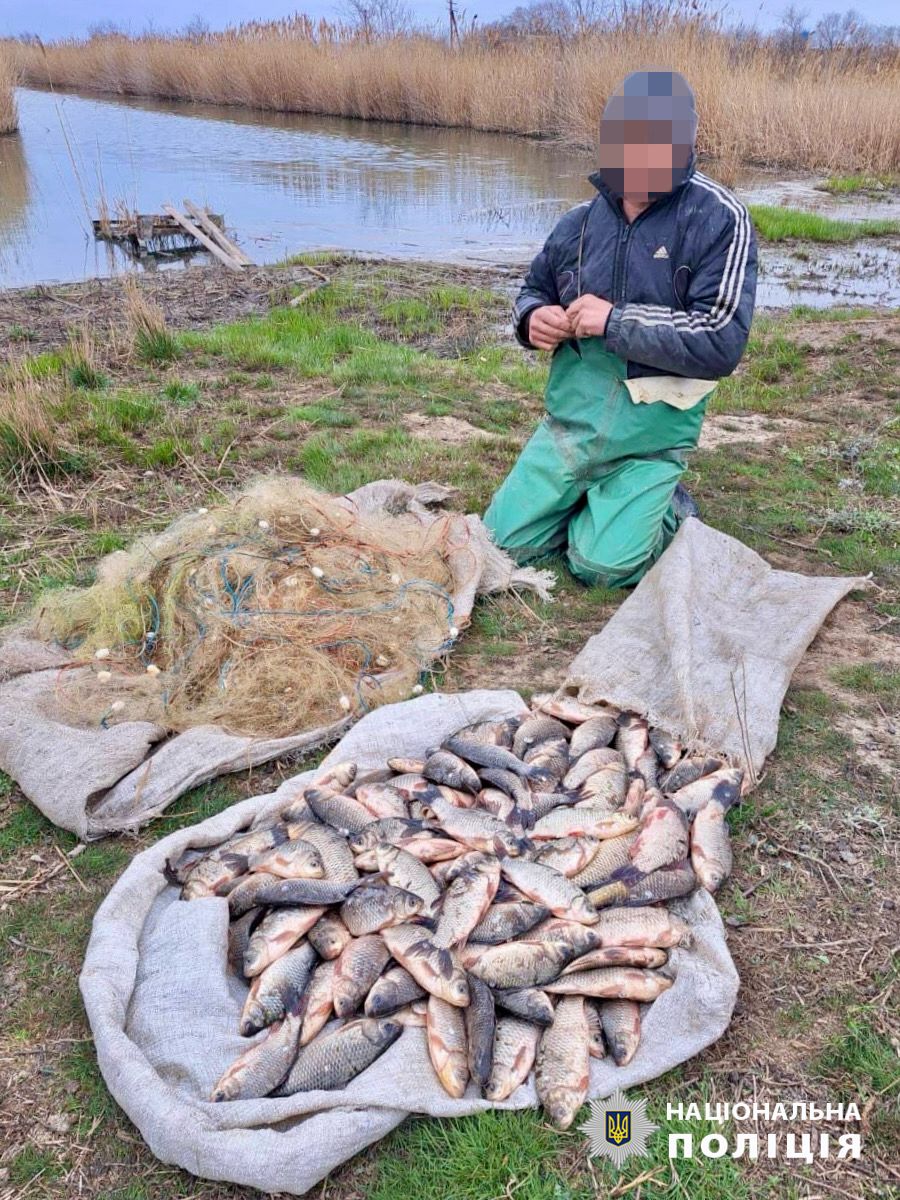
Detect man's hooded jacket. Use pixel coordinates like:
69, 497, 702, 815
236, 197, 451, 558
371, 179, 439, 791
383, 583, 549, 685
514, 71, 757, 381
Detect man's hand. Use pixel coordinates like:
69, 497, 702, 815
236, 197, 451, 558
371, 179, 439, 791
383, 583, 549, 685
527, 305, 573, 351
567, 294, 613, 338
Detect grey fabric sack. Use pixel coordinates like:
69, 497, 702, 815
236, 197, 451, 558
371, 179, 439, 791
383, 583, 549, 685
561, 519, 865, 778
81, 690, 738, 1197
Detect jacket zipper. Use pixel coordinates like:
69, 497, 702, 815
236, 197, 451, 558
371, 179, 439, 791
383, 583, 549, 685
612, 223, 631, 301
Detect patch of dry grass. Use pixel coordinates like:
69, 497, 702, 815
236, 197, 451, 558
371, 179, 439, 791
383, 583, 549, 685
13, 22, 900, 172
122, 277, 178, 363
0, 365, 59, 477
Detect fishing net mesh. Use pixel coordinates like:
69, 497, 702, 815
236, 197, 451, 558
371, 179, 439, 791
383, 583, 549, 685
25, 478, 471, 738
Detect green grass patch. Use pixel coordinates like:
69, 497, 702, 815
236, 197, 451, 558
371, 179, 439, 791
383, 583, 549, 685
162, 379, 200, 405
814, 1007, 898, 1097
135, 326, 179, 364
14, 350, 67, 381
819, 173, 900, 195
709, 319, 810, 415
69, 359, 106, 392
370, 1085, 755, 1200
0, 787, 55, 854
692, 429, 898, 580
370, 1109, 576, 1200
749, 205, 900, 243
79, 389, 161, 436
6, 323, 34, 343
290, 402, 357, 428
8, 1145, 66, 1187
831, 662, 900, 705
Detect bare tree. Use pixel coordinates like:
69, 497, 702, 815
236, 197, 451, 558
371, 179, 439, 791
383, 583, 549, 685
775, 4, 810, 53
182, 15, 212, 43
86, 21, 124, 39
341, 0, 413, 40
814, 9, 868, 50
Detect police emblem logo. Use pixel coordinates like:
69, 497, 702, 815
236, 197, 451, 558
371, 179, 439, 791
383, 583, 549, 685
581, 1088, 658, 1169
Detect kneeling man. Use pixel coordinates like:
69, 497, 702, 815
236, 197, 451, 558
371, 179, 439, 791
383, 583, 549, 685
485, 70, 757, 587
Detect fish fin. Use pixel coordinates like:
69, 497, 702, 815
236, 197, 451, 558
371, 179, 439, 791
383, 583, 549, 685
162, 858, 183, 887
285, 988, 310, 1019
410, 914, 437, 930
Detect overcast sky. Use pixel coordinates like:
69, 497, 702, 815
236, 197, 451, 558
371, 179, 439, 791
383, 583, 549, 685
0, 0, 890, 40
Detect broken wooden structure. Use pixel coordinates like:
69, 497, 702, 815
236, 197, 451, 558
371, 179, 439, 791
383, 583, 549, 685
92, 200, 252, 270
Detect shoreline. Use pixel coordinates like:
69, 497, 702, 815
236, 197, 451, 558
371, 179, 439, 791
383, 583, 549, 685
2, 255, 898, 358
0, 259, 524, 354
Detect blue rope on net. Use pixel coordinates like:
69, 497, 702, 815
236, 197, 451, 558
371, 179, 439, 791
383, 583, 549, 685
91, 535, 461, 723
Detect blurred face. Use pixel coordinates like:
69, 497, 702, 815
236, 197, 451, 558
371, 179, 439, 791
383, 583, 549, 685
598, 119, 692, 205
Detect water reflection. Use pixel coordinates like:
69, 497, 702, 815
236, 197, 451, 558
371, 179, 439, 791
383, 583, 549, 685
0, 133, 30, 254
0, 87, 596, 288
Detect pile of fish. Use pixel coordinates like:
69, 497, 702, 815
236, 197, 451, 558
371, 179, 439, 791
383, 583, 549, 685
170, 694, 743, 1129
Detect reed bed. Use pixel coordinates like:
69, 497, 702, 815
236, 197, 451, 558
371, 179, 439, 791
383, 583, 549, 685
13, 23, 900, 173
0, 43, 18, 134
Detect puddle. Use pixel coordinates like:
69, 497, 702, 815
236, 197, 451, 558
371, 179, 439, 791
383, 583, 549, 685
757, 241, 900, 308
741, 176, 900, 224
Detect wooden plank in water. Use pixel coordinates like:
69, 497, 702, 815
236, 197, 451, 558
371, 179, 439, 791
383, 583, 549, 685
183, 200, 253, 266
161, 205, 244, 271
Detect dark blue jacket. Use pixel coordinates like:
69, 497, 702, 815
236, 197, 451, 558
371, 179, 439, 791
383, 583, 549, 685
514, 165, 757, 380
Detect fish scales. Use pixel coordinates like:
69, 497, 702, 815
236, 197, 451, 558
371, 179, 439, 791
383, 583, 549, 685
545, 966, 673, 1001
333, 935, 391, 1017
276, 1017, 401, 1095
426, 996, 469, 1098
485, 1017, 541, 1102
535, 996, 590, 1129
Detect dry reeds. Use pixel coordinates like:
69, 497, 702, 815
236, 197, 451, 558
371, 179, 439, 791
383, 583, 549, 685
122, 278, 178, 363
0, 365, 61, 477
0, 43, 18, 134
14, 23, 900, 172
25, 477, 463, 738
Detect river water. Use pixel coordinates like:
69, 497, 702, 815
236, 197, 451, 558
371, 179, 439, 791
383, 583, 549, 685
1, 87, 898, 307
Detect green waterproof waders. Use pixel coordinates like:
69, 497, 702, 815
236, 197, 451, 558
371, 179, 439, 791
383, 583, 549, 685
484, 337, 711, 588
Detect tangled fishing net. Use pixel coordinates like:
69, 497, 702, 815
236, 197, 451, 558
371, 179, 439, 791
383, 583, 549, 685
24, 478, 549, 739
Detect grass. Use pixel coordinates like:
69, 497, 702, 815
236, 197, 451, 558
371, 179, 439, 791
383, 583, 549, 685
820, 173, 900, 194
0, 260, 897, 1200
12, 19, 900, 173
748, 205, 900, 243
831, 662, 900, 704
814, 1005, 899, 1098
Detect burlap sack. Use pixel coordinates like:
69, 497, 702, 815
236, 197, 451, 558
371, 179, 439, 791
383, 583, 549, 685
560, 519, 865, 778
81, 691, 738, 1196
78, 522, 863, 1194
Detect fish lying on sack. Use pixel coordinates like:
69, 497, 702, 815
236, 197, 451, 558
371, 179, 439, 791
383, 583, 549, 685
172, 700, 741, 1128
